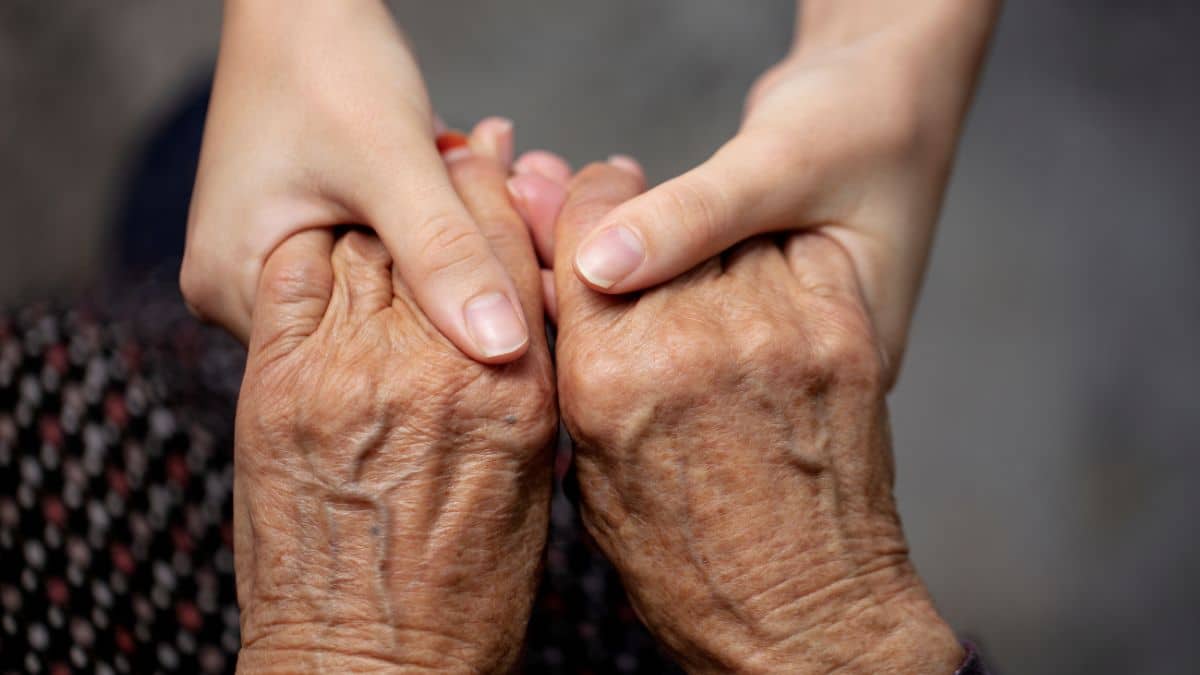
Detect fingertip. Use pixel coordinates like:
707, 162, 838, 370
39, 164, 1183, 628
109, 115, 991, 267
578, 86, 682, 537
506, 172, 565, 267
470, 116, 515, 167
573, 223, 647, 292
551, 162, 648, 318
607, 154, 644, 183
251, 229, 336, 351
514, 150, 572, 186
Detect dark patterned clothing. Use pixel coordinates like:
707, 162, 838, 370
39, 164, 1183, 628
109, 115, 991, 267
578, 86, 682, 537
0, 301, 984, 673
0, 303, 239, 673
0, 301, 678, 673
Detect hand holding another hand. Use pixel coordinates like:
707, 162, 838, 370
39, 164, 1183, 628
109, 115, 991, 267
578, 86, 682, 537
233, 145, 555, 672
184, 0, 532, 363
232, 147, 969, 672
553, 163, 963, 673
563, 3, 999, 382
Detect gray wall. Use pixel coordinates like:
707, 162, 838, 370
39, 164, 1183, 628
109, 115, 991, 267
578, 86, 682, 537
2, 2, 1197, 672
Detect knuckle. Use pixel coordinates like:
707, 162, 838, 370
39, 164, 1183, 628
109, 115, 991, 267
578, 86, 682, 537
801, 313, 885, 394
560, 319, 722, 440
561, 194, 619, 233
178, 255, 216, 319
656, 175, 728, 245
443, 359, 558, 457
721, 292, 884, 396
572, 161, 621, 186
558, 347, 640, 441
509, 370, 558, 448
731, 315, 787, 369
338, 229, 391, 266
414, 217, 493, 280
260, 254, 330, 308
563, 164, 641, 218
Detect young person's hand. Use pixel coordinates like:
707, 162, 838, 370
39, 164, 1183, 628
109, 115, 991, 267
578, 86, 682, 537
183, 0, 531, 363
561, 2, 999, 382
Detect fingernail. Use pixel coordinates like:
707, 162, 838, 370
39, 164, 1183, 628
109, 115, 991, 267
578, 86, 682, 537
575, 225, 645, 289
473, 117, 514, 166
607, 154, 643, 177
506, 176, 528, 203
464, 292, 528, 358
505, 177, 533, 222
442, 147, 472, 163
494, 118, 515, 166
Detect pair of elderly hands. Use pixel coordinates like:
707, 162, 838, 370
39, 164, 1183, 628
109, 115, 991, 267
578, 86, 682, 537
232, 121, 963, 672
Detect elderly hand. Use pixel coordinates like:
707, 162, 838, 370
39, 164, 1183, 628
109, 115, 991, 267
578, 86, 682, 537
560, 2, 998, 382
231, 145, 555, 672
553, 163, 962, 673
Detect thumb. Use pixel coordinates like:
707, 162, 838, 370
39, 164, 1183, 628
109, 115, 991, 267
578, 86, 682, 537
553, 159, 647, 324
248, 228, 336, 358
572, 131, 818, 293
357, 125, 531, 364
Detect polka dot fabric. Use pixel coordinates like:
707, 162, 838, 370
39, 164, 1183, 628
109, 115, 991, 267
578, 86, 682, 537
0, 305, 239, 674
0, 301, 679, 673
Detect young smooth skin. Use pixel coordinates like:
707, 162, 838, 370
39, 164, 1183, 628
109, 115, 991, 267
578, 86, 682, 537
183, 0, 531, 362
554, 163, 962, 673
232, 149, 555, 672
183, 1, 998, 380
568, 1, 1000, 382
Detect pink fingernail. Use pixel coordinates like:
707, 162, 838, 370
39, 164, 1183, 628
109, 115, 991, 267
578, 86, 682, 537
443, 147, 472, 163
473, 117, 514, 166
575, 225, 645, 289
506, 176, 528, 203
464, 292, 527, 358
607, 154, 643, 177
494, 118, 515, 166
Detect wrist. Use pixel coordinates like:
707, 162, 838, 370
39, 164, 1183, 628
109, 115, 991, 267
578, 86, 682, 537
719, 569, 961, 675
221, 0, 396, 53
238, 595, 521, 673
800, 583, 962, 675
238, 637, 464, 674
793, 0, 1000, 58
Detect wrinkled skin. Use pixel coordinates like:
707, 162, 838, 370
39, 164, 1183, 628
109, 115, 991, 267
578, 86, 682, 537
232, 155, 555, 673
553, 164, 962, 674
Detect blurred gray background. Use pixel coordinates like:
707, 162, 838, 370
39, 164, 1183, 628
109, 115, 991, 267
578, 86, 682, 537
2, 2, 1198, 672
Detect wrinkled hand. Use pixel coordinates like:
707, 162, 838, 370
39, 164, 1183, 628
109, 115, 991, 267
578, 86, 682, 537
559, 3, 998, 382
232, 150, 555, 673
184, 0, 531, 363
553, 163, 961, 673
